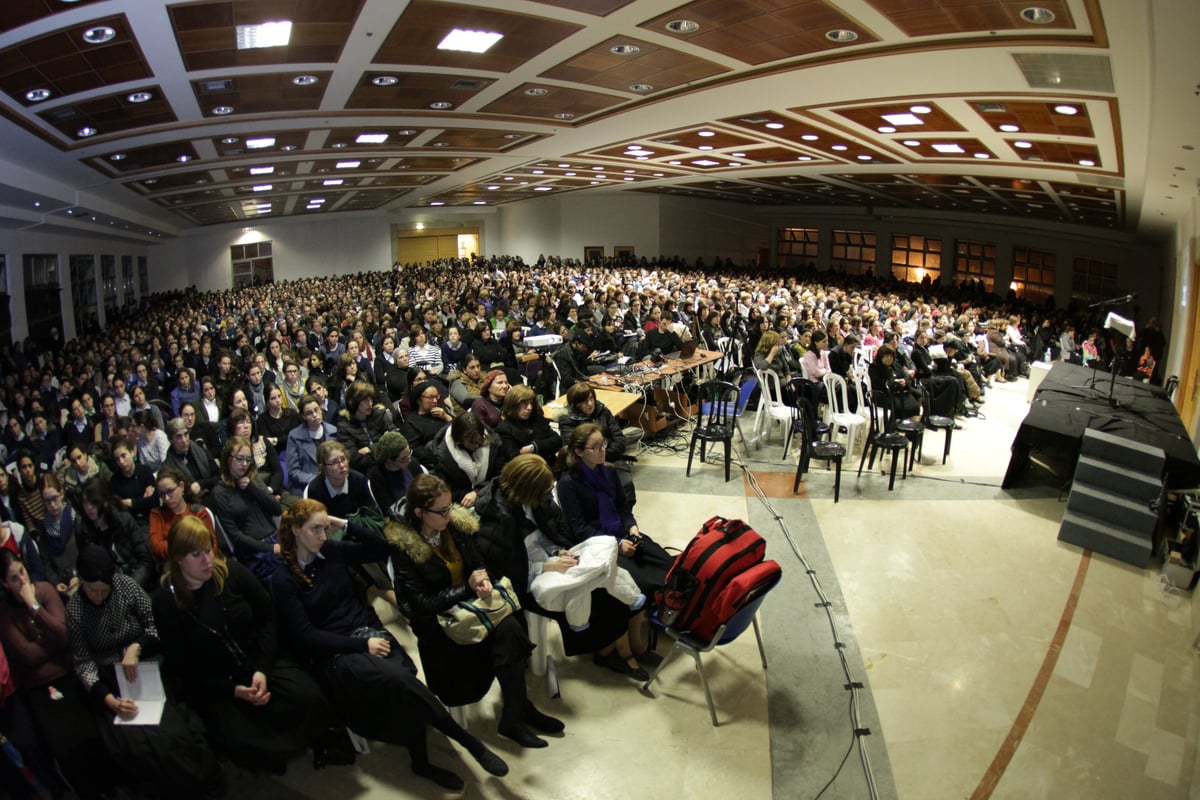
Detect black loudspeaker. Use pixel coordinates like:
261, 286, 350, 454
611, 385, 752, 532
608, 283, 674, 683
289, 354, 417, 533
1058, 428, 1164, 566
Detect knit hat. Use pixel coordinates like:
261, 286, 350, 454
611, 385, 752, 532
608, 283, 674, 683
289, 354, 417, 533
410, 381, 439, 406
479, 369, 506, 396
374, 431, 410, 463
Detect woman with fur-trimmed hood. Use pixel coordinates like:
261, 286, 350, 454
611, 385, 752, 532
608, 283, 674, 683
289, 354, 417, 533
387, 473, 564, 749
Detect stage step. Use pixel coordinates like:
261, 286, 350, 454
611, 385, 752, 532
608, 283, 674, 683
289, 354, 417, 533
1057, 429, 1165, 568
1059, 509, 1154, 565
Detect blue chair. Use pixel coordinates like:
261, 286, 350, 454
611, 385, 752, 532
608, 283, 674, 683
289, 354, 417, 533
641, 571, 781, 726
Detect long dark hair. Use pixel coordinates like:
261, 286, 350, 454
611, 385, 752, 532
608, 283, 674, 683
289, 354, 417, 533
555, 422, 601, 478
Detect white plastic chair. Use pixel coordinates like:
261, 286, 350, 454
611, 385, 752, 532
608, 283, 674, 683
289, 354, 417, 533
821, 373, 867, 458
752, 369, 794, 448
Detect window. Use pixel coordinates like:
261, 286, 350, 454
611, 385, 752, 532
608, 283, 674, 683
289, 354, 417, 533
231, 241, 273, 288
777, 227, 819, 269
830, 229, 877, 276
22, 254, 62, 348
101, 255, 117, 320
70, 255, 98, 335
955, 240, 996, 293
1071, 257, 1119, 300
138, 256, 148, 295
890, 233, 942, 283
0, 255, 9, 346
1011, 247, 1056, 302
121, 255, 135, 306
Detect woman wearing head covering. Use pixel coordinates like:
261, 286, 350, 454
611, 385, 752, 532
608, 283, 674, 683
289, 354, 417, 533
152, 516, 329, 773
366, 432, 424, 513
66, 545, 223, 799
468, 369, 510, 430
400, 381, 451, 464
271, 500, 508, 791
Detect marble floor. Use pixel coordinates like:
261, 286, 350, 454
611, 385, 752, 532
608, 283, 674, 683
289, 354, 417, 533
256, 371, 1200, 800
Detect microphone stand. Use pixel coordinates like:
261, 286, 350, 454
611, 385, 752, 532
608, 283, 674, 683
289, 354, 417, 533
1086, 293, 1135, 408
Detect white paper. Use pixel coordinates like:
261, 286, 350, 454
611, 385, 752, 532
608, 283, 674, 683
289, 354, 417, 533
114, 660, 166, 726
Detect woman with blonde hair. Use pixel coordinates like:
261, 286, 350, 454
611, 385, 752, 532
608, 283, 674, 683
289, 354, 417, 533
270, 499, 507, 791
152, 515, 328, 773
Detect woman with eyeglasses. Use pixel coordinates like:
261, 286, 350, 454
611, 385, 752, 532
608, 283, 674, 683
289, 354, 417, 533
400, 381, 451, 464
390, 473, 561, 749
152, 516, 328, 774
271, 499, 508, 791
148, 466, 217, 564
32, 474, 80, 599
285, 394, 338, 497
366, 432, 423, 513
93, 394, 121, 443
212, 436, 283, 574
303, 441, 377, 519
556, 423, 672, 598
427, 413, 498, 510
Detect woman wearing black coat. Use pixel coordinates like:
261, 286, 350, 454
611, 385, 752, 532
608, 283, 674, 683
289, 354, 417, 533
76, 481, 155, 593
426, 413, 500, 509
388, 474, 561, 748
495, 385, 561, 466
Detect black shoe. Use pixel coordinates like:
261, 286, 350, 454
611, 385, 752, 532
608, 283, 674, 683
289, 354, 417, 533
413, 762, 464, 792
524, 702, 565, 734
635, 650, 664, 668
498, 721, 548, 748
468, 745, 509, 776
593, 652, 650, 682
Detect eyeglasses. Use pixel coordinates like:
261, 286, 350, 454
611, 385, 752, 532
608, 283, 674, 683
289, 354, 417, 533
424, 506, 452, 517
42, 493, 63, 504
325, 456, 348, 467
584, 440, 608, 452
158, 485, 180, 498
231, 455, 253, 464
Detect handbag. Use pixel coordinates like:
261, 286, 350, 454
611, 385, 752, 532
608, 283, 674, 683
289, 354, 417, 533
438, 575, 521, 645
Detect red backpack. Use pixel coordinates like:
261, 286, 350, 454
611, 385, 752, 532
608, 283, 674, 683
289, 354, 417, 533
656, 516, 782, 641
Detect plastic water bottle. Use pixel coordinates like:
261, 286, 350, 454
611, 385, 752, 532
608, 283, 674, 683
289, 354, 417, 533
1044, 348, 1051, 363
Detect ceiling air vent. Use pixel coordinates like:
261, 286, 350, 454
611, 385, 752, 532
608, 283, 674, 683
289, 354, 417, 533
198, 80, 233, 94
45, 107, 78, 122
450, 79, 485, 90
976, 102, 1008, 113
1012, 53, 1114, 93
1074, 173, 1124, 190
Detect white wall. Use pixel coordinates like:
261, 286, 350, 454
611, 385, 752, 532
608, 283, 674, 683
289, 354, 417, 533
659, 197, 769, 265
556, 194, 660, 262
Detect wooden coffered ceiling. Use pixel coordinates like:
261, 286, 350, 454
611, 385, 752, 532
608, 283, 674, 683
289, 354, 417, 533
0, 0, 1195, 241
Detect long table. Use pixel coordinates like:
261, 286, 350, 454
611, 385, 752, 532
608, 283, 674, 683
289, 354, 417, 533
1002, 362, 1200, 490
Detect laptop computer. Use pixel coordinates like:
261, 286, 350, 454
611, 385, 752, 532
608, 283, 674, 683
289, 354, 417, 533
670, 339, 699, 360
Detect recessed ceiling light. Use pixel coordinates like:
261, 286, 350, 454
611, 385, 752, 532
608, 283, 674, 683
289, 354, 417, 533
503, 133, 522, 140
693, 159, 720, 166
698, 145, 713, 150
882, 113, 924, 126
629, 83, 654, 93
857, 155, 872, 161
611, 44, 640, 55
831, 144, 848, 151
1079, 159, 1096, 166
765, 122, 785, 130
973, 153, 991, 159
525, 87, 549, 96
999, 124, 1020, 132
698, 130, 715, 137
249, 166, 274, 175
474, 200, 487, 205
487, 185, 499, 190
903, 139, 920, 146
246, 137, 276, 149
731, 152, 745, 157
252, 184, 273, 192
877, 126, 896, 133
430, 101, 453, 109
1054, 104, 1078, 115
323, 179, 343, 186
432, 142, 449, 147
77, 126, 97, 137
125, 91, 152, 104
335, 161, 360, 169
82, 26, 116, 44
212, 106, 234, 115
292, 75, 318, 86
532, 169, 545, 174
372, 75, 398, 87
437, 29, 503, 53
665, 19, 699, 34
535, 186, 553, 191
25, 88, 51, 102
801, 134, 819, 141
332, 142, 347, 149
564, 171, 576, 176
430, 201, 445, 206
398, 129, 417, 136
145, 178, 157, 185
554, 112, 575, 120
309, 198, 325, 204
1013, 140, 1033, 149
280, 144, 297, 151
221, 136, 240, 144
825, 29, 858, 42
909, 105, 932, 114
175, 154, 192, 163
1021, 7, 1056, 24
236, 21, 292, 50
110, 153, 126, 161
931, 143, 965, 153
355, 133, 388, 144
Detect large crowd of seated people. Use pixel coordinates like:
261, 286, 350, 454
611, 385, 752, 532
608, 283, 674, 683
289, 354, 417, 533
0, 253, 1167, 796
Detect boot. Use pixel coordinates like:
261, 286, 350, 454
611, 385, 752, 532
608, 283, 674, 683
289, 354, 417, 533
496, 663, 547, 748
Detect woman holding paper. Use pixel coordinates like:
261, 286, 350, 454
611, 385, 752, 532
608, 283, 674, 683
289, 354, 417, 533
65, 545, 223, 799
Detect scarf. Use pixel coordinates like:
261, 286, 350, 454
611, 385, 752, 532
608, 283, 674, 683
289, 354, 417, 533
578, 463, 622, 537
445, 427, 489, 486
41, 507, 74, 558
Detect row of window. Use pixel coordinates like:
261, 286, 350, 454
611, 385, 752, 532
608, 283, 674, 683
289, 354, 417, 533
776, 228, 1119, 302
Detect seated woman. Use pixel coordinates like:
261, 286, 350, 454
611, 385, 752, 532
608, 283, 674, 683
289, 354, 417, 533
152, 516, 329, 774
868, 345, 920, 419
555, 423, 672, 598
256, 383, 301, 452
76, 481, 155, 593
447, 356, 484, 416
149, 466, 218, 564
468, 369, 510, 430
374, 333, 410, 408
755, 330, 820, 409
389, 474, 562, 748
228, 408, 286, 499
336, 381, 395, 474
475, 455, 651, 681
285, 394, 337, 497
31, 475, 80, 599
271, 499, 508, 791
108, 436, 158, 522
0, 550, 119, 799
400, 381, 452, 464
212, 435, 283, 576
133, 410, 170, 472
428, 413, 499, 509
366, 432, 424, 513
496, 385, 562, 466
303, 440, 378, 519
65, 545, 223, 799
